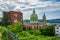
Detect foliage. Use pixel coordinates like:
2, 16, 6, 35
16, 30, 60, 40
0, 27, 9, 40
2, 32, 10, 40
39, 26, 55, 36
0, 22, 2, 25
28, 30, 41, 36
1, 13, 11, 26
17, 31, 31, 37
14, 21, 23, 31
50, 37, 60, 40
0, 27, 7, 33
1, 27, 60, 40
7, 21, 23, 33
1, 24, 60, 40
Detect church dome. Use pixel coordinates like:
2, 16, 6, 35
30, 10, 38, 23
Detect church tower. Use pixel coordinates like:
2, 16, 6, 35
43, 13, 46, 25
30, 9, 38, 23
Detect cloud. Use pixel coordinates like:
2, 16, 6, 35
0, 0, 60, 19
1, 0, 60, 12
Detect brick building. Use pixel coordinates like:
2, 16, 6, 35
9, 11, 23, 25
3, 11, 23, 25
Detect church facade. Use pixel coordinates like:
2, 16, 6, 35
23, 10, 46, 30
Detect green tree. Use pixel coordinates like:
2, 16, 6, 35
1, 13, 11, 26
13, 21, 23, 32
7, 21, 23, 33
39, 26, 55, 36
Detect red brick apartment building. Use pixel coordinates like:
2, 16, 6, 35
3, 11, 23, 25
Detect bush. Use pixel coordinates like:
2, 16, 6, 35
39, 26, 55, 36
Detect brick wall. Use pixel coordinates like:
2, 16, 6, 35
9, 11, 23, 25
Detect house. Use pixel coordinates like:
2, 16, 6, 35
55, 25, 60, 37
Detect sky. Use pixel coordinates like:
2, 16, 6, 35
0, 0, 60, 20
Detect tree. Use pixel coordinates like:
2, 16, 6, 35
1, 13, 11, 26
14, 21, 23, 32
7, 21, 23, 33
39, 26, 55, 36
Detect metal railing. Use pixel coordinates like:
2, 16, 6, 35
4, 30, 19, 40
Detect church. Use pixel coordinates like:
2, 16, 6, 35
23, 10, 46, 30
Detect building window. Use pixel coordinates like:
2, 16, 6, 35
21, 16, 22, 17
14, 14, 17, 17
14, 18, 17, 22
56, 27, 58, 29
21, 19, 22, 21
57, 31, 59, 32
56, 34, 59, 35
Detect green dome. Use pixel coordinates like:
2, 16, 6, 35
30, 10, 38, 23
